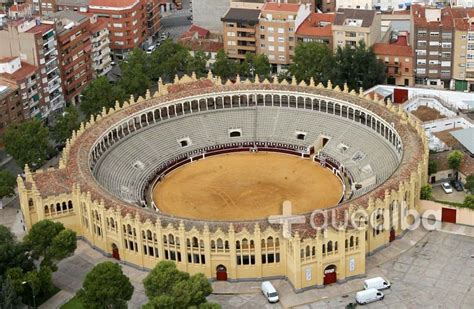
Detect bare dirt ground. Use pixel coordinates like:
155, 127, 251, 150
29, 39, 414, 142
412, 106, 445, 122
153, 152, 343, 221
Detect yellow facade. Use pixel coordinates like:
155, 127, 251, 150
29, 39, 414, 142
17, 75, 428, 292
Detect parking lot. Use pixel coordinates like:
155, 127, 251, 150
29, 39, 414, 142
209, 230, 474, 308
432, 183, 467, 203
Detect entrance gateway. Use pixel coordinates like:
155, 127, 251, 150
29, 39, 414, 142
216, 265, 227, 281
323, 265, 337, 285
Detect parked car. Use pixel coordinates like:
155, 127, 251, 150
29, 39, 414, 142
261, 281, 279, 303
363, 277, 391, 290
451, 179, 464, 192
146, 45, 156, 54
356, 288, 384, 305
441, 182, 453, 194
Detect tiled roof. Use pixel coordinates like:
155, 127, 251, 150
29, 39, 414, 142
0, 62, 37, 81
89, 0, 139, 8
261, 2, 300, 13
333, 9, 376, 27
179, 39, 223, 53
296, 13, 334, 37
372, 42, 412, 58
26, 23, 54, 34
180, 24, 210, 40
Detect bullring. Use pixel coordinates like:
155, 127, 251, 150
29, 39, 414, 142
18, 74, 428, 290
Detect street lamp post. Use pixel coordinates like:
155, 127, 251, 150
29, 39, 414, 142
22, 281, 36, 309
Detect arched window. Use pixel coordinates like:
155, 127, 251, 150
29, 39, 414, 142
350, 236, 354, 247
322, 244, 326, 254
147, 230, 152, 240
306, 245, 310, 257
327, 241, 333, 252
217, 238, 223, 249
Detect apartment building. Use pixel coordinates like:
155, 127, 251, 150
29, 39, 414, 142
56, 0, 90, 12
89, 0, 147, 60
332, 9, 381, 52
222, 8, 261, 60
336, 0, 411, 11
296, 12, 335, 49
257, 2, 311, 73
26, 0, 58, 16
0, 57, 44, 120
466, 10, 474, 91
373, 33, 414, 86
43, 11, 92, 104
0, 18, 65, 118
146, 0, 161, 38
88, 15, 112, 76
0, 74, 24, 134
411, 5, 455, 88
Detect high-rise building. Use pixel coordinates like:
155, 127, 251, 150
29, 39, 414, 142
88, 15, 112, 76
43, 11, 93, 104
411, 4, 455, 88
257, 2, 312, 73
332, 9, 381, 52
0, 15, 65, 118
88, 0, 148, 60
222, 8, 261, 60
0, 76, 24, 134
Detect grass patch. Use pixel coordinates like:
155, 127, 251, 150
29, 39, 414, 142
61, 296, 84, 309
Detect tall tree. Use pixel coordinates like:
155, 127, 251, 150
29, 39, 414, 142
188, 50, 210, 78
120, 48, 152, 98
447, 150, 463, 176
465, 174, 474, 194
253, 54, 272, 79
24, 220, 76, 270
80, 76, 125, 118
143, 261, 218, 308
289, 42, 334, 83
0, 275, 21, 309
50, 106, 80, 144
3, 119, 50, 168
212, 50, 238, 80
77, 262, 133, 309
0, 170, 16, 199
150, 40, 193, 81
333, 41, 386, 90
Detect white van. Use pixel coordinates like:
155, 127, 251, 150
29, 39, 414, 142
261, 281, 279, 303
356, 288, 384, 305
363, 277, 391, 290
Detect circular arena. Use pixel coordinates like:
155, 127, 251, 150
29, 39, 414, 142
18, 75, 428, 290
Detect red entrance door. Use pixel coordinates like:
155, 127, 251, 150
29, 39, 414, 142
441, 208, 456, 224
324, 266, 337, 285
389, 229, 396, 242
216, 265, 227, 281
112, 245, 120, 260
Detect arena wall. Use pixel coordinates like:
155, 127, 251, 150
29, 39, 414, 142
17, 74, 429, 291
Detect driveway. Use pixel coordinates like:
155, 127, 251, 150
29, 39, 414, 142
432, 183, 466, 203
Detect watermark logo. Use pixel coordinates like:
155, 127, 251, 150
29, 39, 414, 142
268, 200, 305, 239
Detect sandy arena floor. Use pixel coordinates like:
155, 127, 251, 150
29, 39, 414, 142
152, 152, 343, 221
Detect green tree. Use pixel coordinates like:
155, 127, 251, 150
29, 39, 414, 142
150, 40, 192, 81
464, 195, 474, 209
0, 170, 16, 199
447, 150, 464, 176
465, 174, 474, 194
238, 53, 253, 77
120, 48, 151, 98
77, 262, 133, 309
143, 261, 216, 308
212, 50, 238, 80
289, 42, 334, 83
24, 220, 76, 270
0, 226, 34, 275
333, 41, 385, 90
0, 276, 21, 309
420, 184, 433, 200
428, 160, 438, 175
143, 261, 189, 299
3, 119, 50, 168
253, 54, 271, 79
80, 76, 125, 118
50, 106, 80, 144
188, 50, 210, 78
